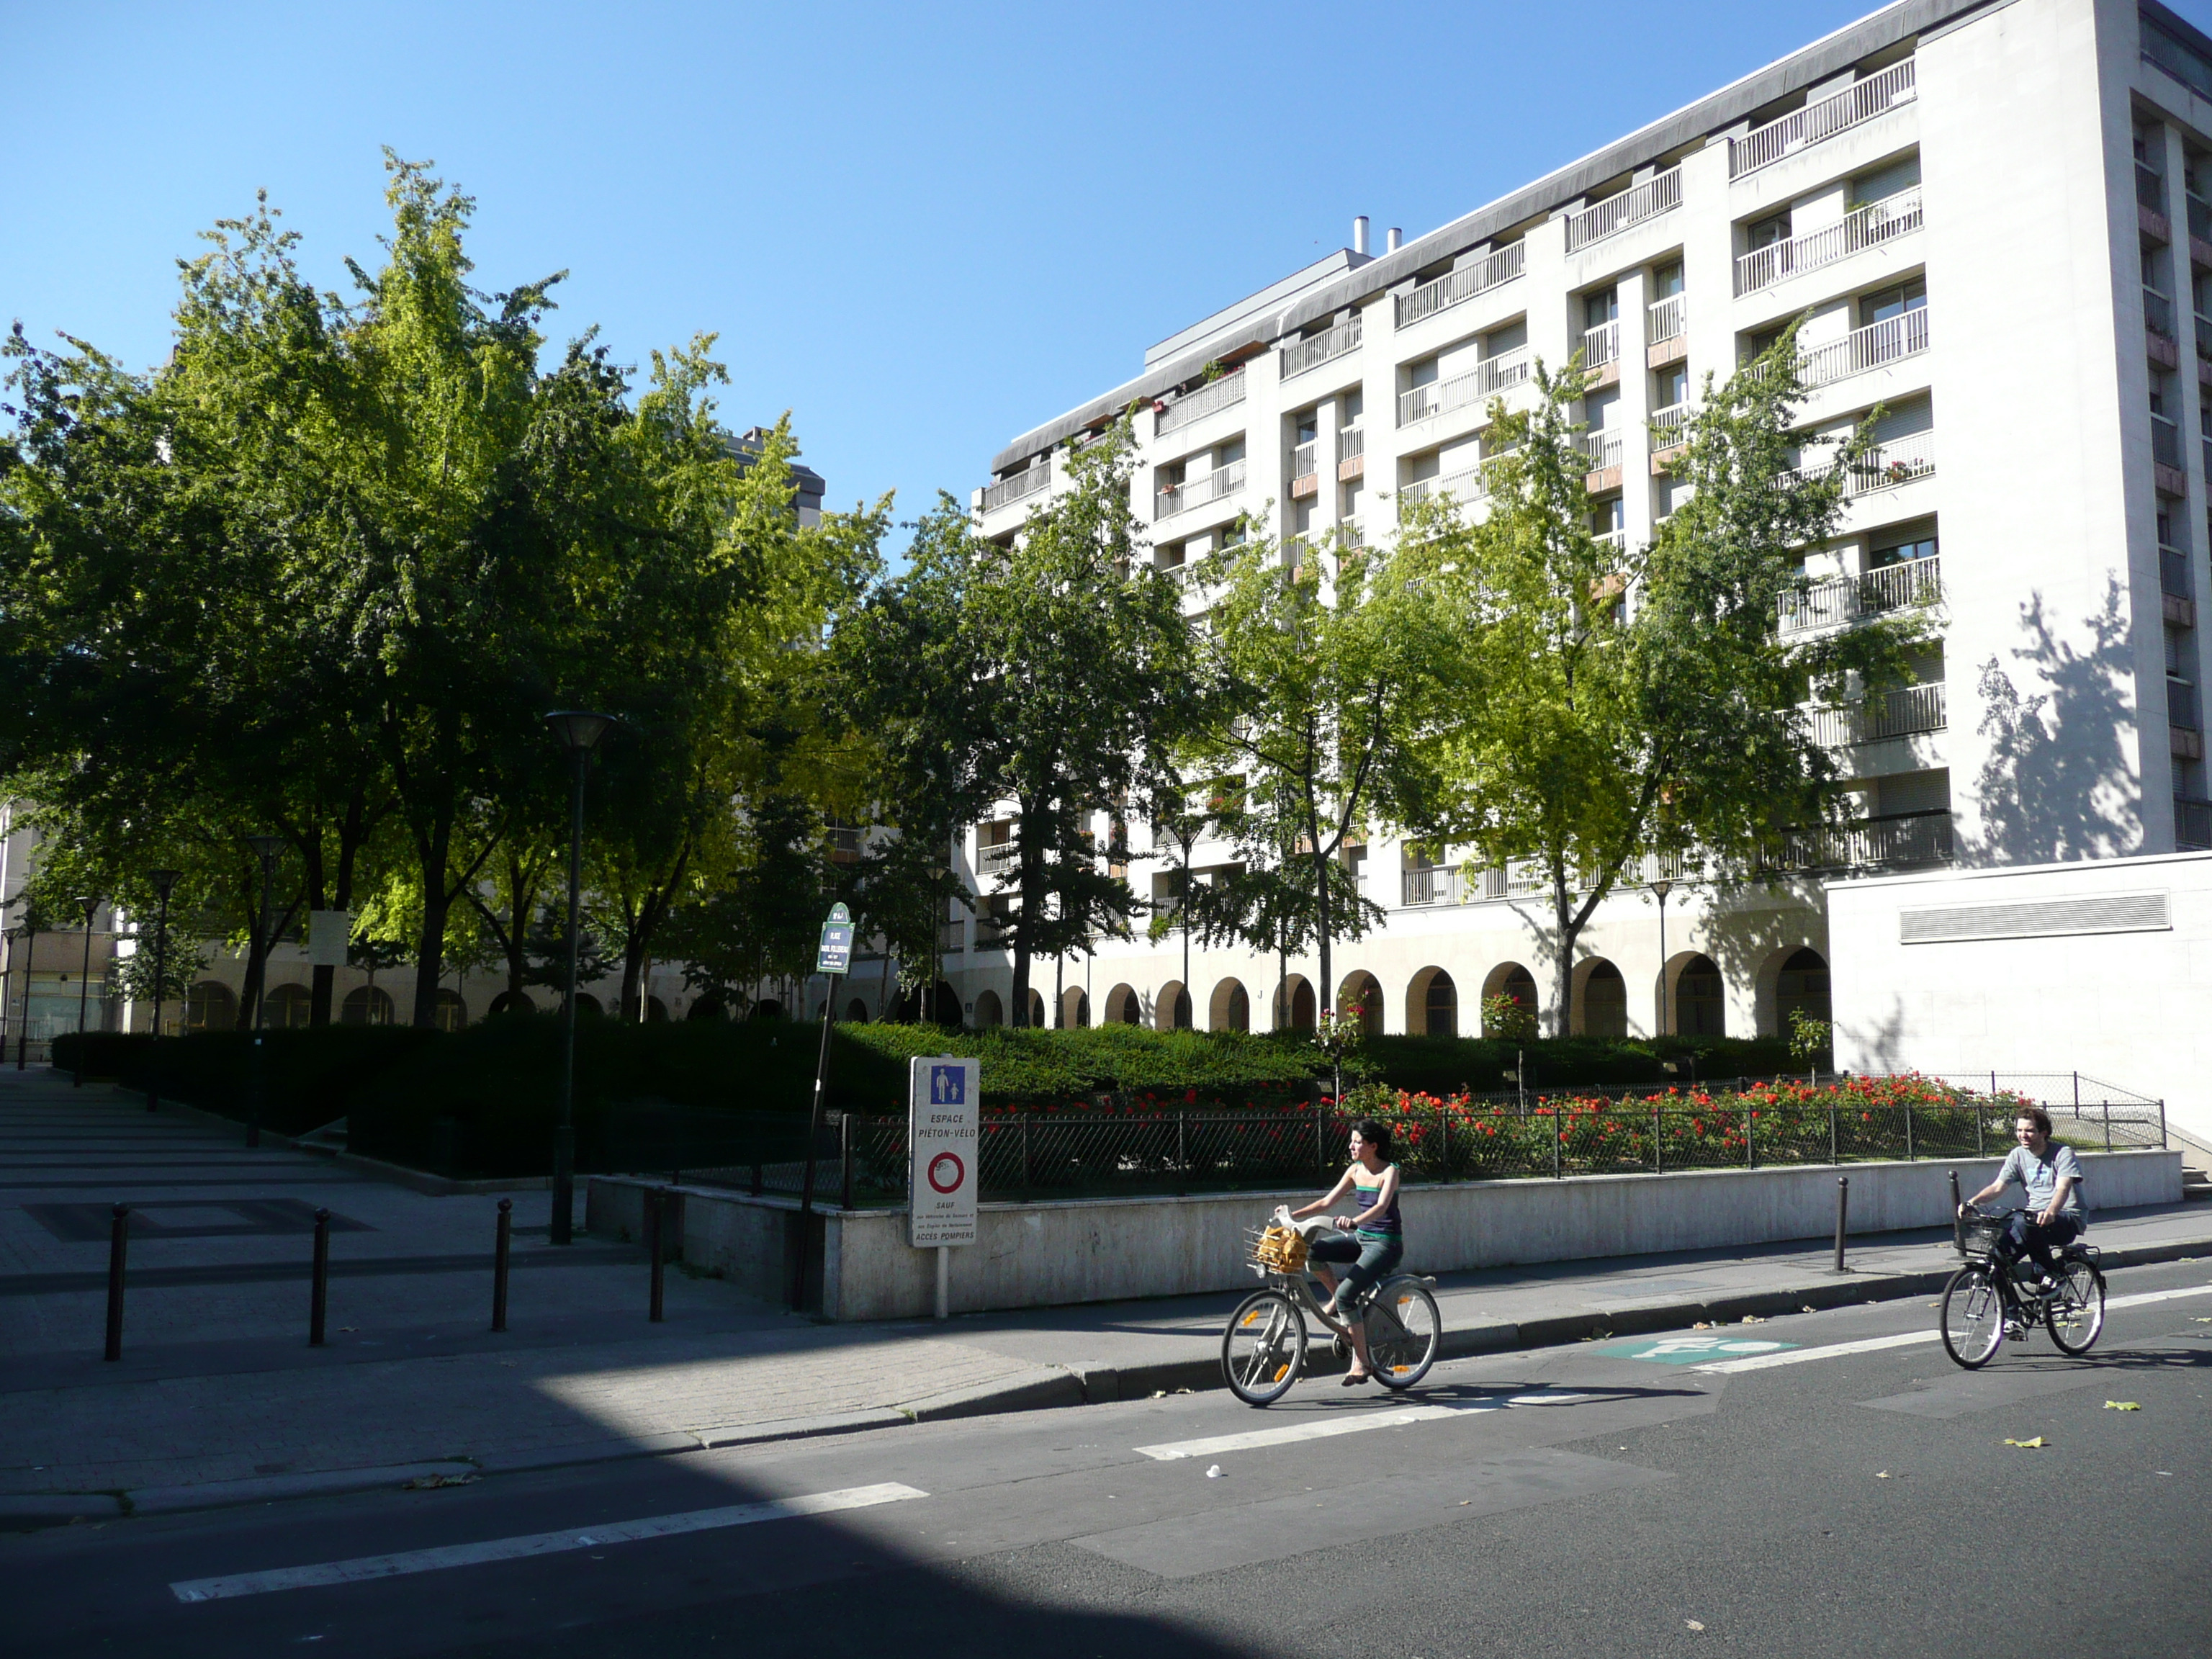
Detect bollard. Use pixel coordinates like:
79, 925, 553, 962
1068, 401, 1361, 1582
647, 1190, 666, 1323
491, 1198, 512, 1334
309, 1208, 331, 1346
840, 1113, 855, 1213
104, 1204, 130, 1362
1831, 1177, 1850, 1274
1948, 1170, 1963, 1254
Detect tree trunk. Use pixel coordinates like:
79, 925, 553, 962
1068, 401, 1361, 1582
411, 815, 454, 1029
1312, 842, 1333, 1026
310, 789, 370, 1028
1551, 863, 1575, 1039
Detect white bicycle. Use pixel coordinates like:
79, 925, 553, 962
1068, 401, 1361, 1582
1221, 1218, 1442, 1407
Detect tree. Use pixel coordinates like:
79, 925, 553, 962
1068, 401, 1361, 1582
1403, 339, 1922, 1033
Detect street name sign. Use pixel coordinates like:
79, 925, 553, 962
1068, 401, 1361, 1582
909, 1057, 979, 1248
816, 903, 854, 976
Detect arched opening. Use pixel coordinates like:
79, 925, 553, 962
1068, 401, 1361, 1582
185, 981, 238, 1033
265, 983, 314, 1030
681, 994, 724, 1022
1337, 971, 1384, 1035
749, 997, 784, 1020
1674, 954, 1725, 1036
1405, 968, 1456, 1037
432, 989, 468, 1033
974, 989, 1004, 1028
1274, 975, 1315, 1032
1062, 987, 1091, 1028
642, 995, 670, 1023
573, 993, 605, 1020
1154, 981, 1192, 1031
339, 985, 393, 1028
1209, 978, 1249, 1032
1025, 989, 1046, 1028
845, 998, 869, 1023
1775, 946, 1830, 1032
1105, 983, 1141, 1026
1480, 963, 1539, 1038
1575, 958, 1627, 1038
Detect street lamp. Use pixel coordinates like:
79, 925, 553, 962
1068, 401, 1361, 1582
244, 835, 283, 1148
1650, 878, 1673, 1038
73, 896, 97, 1089
146, 869, 180, 1113
544, 710, 615, 1245
12, 904, 40, 1071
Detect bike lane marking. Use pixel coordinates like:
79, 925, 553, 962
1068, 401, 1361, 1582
1593, 1335, 1794, 1365
168, 1483, 927, 1604
1134, 1402, 1499, 1460
2104, 1282, 2212, 1310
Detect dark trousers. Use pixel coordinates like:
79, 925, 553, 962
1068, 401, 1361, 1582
2000, 1212, 2079, 1278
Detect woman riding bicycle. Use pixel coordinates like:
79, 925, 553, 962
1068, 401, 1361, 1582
1288, 1118, 1403, 1387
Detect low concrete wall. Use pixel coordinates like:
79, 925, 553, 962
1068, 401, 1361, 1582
589, 1148, 2181, 1322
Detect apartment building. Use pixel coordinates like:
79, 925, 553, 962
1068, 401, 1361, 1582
951, 0, 2212, 1117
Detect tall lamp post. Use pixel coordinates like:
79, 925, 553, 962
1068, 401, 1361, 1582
1650, 878, 1673, 1039
243, 836, 283, 1148
545, 711, 615, 1246
146, 869, 181, 1112
73, 896, 98, 1088
13, 906, 39, 1071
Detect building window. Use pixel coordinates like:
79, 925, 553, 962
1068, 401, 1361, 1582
1860, 277, 1926, 328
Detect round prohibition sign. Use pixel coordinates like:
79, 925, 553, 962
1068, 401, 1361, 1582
926, 1151, 966, 1195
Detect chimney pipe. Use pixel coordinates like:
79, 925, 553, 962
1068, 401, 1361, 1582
1387, 226, 1403, 253
1353, 215, 1370, 256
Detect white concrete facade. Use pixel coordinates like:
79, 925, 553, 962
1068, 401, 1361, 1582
947, 0, 2212, 1073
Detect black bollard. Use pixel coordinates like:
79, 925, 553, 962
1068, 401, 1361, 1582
1832, 1177, 1850, 1274
647, 1190, 667, 1323
104, 1204, 130, 1362
1948, 1169, 1964, 1254
492, 1198, 513, 1334
309, 1207, 331, 1346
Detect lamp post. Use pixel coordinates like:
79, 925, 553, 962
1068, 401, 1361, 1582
146, 869, 180, 1112
73, 896, 98, 1088
13, 907, 39, 1071
544, 711, 615, 1246
243, 835, 283, 1148
1650, 878, 1673, 1038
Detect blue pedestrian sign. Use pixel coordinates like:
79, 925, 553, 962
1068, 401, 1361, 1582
816, 902, 854, 976
929, 1064, 966, 1106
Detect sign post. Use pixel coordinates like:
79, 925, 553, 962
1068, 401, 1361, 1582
909, 1056, 979, 1319
791, 904, 855, 1310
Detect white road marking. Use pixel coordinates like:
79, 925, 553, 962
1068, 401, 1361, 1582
1136, 1403, 1498, 1460
1696, 1282, 2212, 1374
168, 1483, 927, 1604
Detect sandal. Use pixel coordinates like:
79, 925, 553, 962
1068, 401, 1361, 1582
1341, 1370, 1372, 1387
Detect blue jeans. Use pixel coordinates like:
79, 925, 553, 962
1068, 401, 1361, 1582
1999, 1212, 2080, 1278
1308, 1230, 1403, 1313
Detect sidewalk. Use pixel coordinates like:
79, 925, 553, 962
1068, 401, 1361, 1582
6, 1066, 2210, 1527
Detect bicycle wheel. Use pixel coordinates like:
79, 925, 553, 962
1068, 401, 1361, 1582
1940, 1265, 2005, 1370
1222, 1289, 1306, 1407
1368, 1280, 1442, 1391
2045, 1257, 2105, 1355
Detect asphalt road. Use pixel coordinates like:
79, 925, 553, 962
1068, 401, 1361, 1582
7, 1257, 2209, 1658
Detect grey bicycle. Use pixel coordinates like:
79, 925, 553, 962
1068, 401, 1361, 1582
1222, 1222, 1443, 1406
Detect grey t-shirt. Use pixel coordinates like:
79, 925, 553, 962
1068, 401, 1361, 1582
1998, 1142, 2085, 1217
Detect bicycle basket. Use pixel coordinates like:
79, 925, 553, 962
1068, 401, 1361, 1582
1249, 1224, 1309, 1273
1959, 1215, 2007, 1262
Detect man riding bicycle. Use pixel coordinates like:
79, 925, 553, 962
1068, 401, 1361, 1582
1960, 1107, 2085, 1294
1288, 1118, 1403, 1388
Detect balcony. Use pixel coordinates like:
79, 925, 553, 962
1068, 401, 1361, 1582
2139, 165, 2171, 243
1781, 428, 1936, 496
2188, 193, 2212, 266
1593, 527, 1627, 558
1797, 307, 1930, 390
938, 920, 967, 954
1581, 318, 1622, 370
978, 840, 1020, 876
1398, 461, 1491, 511
1647, 292, 1686, 346
1648, 402, 1692, 455
1280, 313, 1362, 382
1155, 369, 1246, 438
1734, 190, 1923, 295
1395, 243, 1525, 329
1578, 428, 1625, 474
1289, 440, 1319, 499
981, 465, 1051, 513
2145, 287, 2179, 362
1155, 458, 1246, 521
2178, 795, 2212, 851
1805, 681, 1946, 747
1730, 58, 1917, 179
1776, 553, 1942, 634
2152, 413, 2182, 470
1564, 166, 1683, 253
1773, 808, 1953, 871
1337, 426, 1366, 482
1401, 865, 1467, 907
1396, 346, 1531, 426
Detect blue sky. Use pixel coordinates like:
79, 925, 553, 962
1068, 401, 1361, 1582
12, 1, 2212, 544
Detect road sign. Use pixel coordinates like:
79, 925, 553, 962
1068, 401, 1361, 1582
1592, 1335, 1796, 1366
909, 1056, 979, 1247
816, 902, 854, 976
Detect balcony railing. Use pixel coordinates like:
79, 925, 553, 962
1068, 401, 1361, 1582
2170, 678, 2202, 732
1773, 808, 1953, 871
2152, 413, 2182, 470
1734, 190, 1923, 295
1776, 553, 1942, 634
2139, 163, 2167, 213
1781, 428, 1936, 496
1648, 403, 1692, 446
978, 839, 1020, 875
1395, 243, 1526, 328
1581, 318, 1622, 369
1280, 313, 1362, 381
2162, 544, 2193, 598
1396, 346, 1531, 426
1154, 458, 1246, 521
1290, 439, 1318, 480
1730, 58, 1917, 179
2190, 192, 2212, 244
1338, 426, 1366, 464
1398, 461, 1491, 511
1155, 369, 1246, 437
1797, 307, 1930, 389
1578, 428, 1624, 472
2178, 795, 2212, 850
2145, 287, 2177, 339
1564, 166, 1683, 253
1647, 292, 1686, 343
1593, 527, 1627, 557
981, 465, 1051, 513
1805, 681, 1947, 747
1401, 865, 1466, 907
